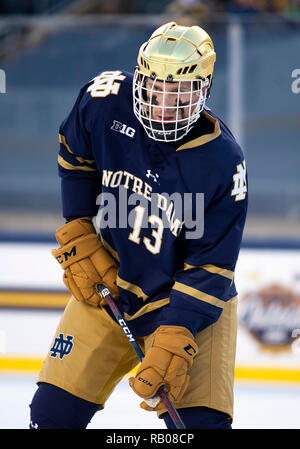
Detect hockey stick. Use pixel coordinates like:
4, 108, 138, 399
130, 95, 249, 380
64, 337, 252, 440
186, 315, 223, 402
95, 283, 186, 430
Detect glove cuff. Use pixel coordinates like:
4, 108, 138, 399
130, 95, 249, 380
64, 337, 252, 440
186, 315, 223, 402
55, 218, 95, 246
154, 325, 194, 340
51, 234, 102, 269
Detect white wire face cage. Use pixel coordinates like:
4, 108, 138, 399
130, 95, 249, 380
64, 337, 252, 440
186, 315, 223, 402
133, 68, 209, 143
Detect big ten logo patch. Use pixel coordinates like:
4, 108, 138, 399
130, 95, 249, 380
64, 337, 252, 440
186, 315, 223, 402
111, 120, 136, 138
50, 333, 74, 359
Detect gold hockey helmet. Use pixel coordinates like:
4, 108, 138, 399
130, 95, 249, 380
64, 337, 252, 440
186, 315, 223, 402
133, 22, 216, 142
138, 21, 216, 84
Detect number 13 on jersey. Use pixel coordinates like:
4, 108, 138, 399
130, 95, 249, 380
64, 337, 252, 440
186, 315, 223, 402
129, 206, 164, 255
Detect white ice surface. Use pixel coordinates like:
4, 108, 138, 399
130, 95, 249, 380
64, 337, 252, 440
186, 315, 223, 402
0, 374, 299, 429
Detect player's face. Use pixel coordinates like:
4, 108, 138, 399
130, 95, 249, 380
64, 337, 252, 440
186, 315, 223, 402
145, 78, 199, 124
133, 70, 209, 141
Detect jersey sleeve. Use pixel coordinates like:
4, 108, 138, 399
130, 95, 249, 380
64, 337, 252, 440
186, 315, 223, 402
157, 149, 248, 336
57, 85, 101, 218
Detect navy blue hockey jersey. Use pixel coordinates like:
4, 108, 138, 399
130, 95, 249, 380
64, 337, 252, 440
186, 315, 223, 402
57, 70, 248, 337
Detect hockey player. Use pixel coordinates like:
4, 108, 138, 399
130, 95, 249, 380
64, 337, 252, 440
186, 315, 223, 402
29, 22, 248, 429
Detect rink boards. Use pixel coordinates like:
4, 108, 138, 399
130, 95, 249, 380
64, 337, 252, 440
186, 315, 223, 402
1, 236, 300, 383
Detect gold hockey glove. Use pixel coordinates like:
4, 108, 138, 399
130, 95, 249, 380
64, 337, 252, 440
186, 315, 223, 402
51, 218, 119, 307
129, 325, 198, 411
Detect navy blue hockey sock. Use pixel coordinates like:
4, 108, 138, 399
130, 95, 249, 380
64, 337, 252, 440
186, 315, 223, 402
162, 406, 232, 429
29, 382, 100, 429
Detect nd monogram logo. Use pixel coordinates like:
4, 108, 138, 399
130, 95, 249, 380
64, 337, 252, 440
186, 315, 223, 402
231, 160, 247, 201
50, 333, 74, 359
87, 71, 126, 98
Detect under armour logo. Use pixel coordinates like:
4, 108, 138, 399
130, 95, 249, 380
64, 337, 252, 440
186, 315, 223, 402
146, 170, 159, 183
50, 333, 74, 359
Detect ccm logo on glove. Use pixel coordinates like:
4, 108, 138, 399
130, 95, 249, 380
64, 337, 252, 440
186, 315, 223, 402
55, 246, 76, 264
138, 377, 153, 387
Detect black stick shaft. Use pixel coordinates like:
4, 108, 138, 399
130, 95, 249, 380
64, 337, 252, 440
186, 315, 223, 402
96, 283, 186, 430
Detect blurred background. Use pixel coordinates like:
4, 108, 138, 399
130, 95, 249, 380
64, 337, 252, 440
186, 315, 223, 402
0, 0, 300, 232
0, 0, 300, 429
